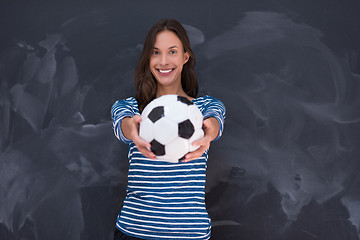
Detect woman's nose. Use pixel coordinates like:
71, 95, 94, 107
160, 54, 168, 65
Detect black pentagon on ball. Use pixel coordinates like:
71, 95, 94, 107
148, 106, 164, 123
177, 96, 193, 105
150, 139, 165, 156
178, 119, 195, 139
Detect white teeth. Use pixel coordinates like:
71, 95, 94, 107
159, 69, 172, 73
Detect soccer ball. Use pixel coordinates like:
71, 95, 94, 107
139, 95, 204, 163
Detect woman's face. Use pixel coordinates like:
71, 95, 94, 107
150, 30, 189, 89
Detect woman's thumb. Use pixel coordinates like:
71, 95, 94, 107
133, 114, 142, 123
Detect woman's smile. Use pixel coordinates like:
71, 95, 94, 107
157, 68, 175, 75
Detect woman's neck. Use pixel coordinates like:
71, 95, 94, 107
156, 85, 187, 98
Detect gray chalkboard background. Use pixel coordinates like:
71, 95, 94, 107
1, 0, 360, 239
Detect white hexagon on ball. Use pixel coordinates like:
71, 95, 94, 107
164, 137, 190, 162
139, 117, 154, 143
153, 94, 177, 107
164, 100, 189, 123
153, 117, 178, 145
188, 105, 203, 129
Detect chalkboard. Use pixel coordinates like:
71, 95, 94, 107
1, 0, 360, 239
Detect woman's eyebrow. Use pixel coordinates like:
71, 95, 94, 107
153, 46, 178, 50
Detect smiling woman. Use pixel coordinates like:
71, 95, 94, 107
111, 19, 226, 240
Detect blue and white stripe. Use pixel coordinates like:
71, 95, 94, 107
111, 96, 225, 240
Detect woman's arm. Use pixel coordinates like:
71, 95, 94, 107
183, 96, 226, 162
111, 98, 156, 159
121, 115, 156, 159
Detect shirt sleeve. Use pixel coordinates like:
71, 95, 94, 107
110, 97, 139, 144
202, 96, 226, 141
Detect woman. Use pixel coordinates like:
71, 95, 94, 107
111, 19, 225, 240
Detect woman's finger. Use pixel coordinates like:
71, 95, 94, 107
133, 137, 155, 159
139, 147, 156, 159
135, 140, 155, 159
183, 144, 209, 162
133, 114, 142, 123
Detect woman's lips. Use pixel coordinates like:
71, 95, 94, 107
157, 68, 174, 76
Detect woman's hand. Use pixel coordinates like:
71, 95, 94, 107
182, 117, 220, 162
122, 115, 156, 160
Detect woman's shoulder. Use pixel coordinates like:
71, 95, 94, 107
193, 95, 223, 105
112, 97, 138, 106
111, 97, 139, 114
193, 95, 226, 117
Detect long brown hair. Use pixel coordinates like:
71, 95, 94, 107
134, 19, 198, 112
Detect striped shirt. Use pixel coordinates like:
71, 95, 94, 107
111, 96, 226, 240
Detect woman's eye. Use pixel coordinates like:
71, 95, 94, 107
170, 50, 177, 54
152, 51, 160, 55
